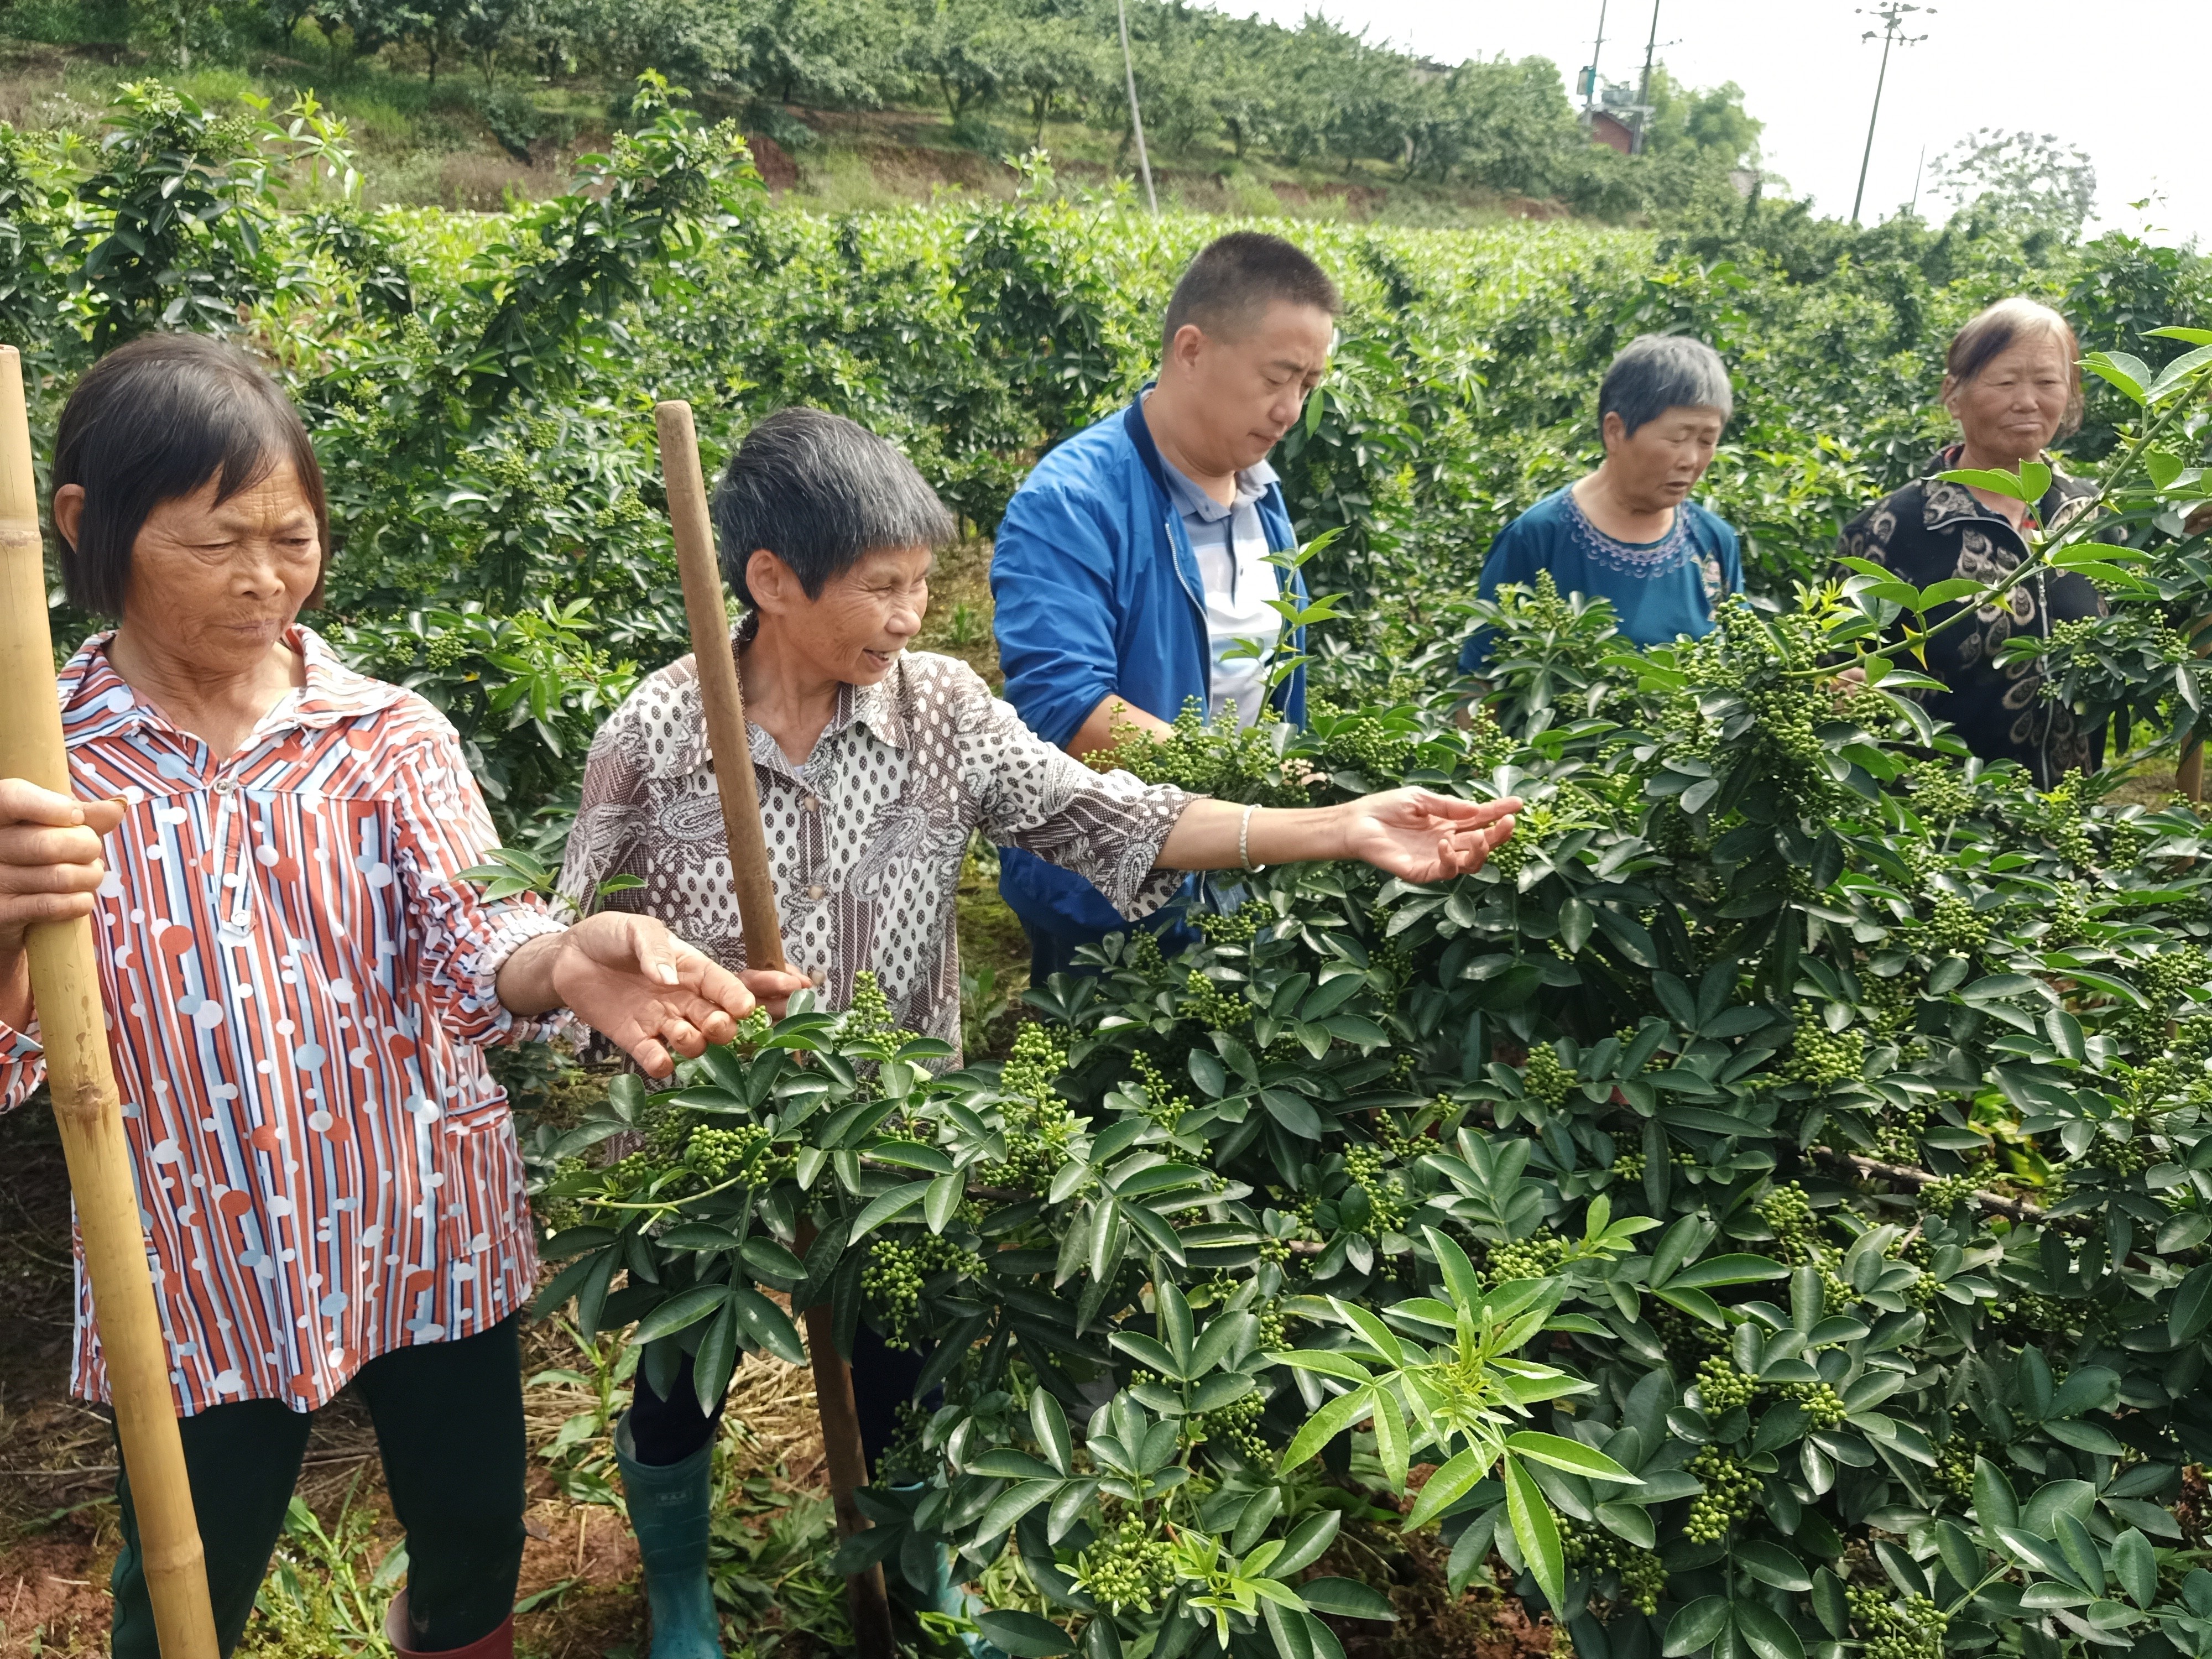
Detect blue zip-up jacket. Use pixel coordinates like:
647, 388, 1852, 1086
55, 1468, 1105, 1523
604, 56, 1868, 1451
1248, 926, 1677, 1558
991, 394, 1307, 940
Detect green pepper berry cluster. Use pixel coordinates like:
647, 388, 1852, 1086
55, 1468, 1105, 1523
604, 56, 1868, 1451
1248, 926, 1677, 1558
982, 1025, 1082, 1194
1906, 760, 1974, 823
687, 1123, 773, 1182
1520, 1042, 1574, 1107
1847, 1586, 1947, 1659
1561, 1519, 1668, 1615
1917, 1173, 1978, 1218
1343, 1144, 1408, 1237
1195, 1391, 1270, 1465
1074, 1516, 1180, 1614
1694, 1355, 1759, 1413
1922, 892, 1990, 956
1484, 1233, 1571, 1287
1784, 1018, 1865, 1089
862, 1234, 982, 1345
1683, 1447, 1761, 1542
1782, 1381, 1849, 1430
1182, 970, 1249, 1032
1130, 1052, 1193, 1128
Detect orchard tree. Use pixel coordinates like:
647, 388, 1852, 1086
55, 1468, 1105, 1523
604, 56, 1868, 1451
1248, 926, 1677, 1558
1936, 126, 2099, 243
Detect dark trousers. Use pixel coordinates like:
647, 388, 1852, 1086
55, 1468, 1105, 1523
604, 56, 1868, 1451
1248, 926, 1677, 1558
110, 1315, 526, 1659
629, 1322, 927, 1471
1027, 925, 1088, 989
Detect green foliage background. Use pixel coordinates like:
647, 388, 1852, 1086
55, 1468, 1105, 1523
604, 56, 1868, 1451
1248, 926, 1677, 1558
7, 76, 2212, 1659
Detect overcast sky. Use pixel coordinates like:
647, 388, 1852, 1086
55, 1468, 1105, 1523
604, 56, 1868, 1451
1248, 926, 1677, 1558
1229, 0, 2206, 247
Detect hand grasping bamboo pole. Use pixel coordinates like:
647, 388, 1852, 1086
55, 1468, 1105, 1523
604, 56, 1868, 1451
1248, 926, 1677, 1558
653, 400, 895, 1658
0, 343, 219, 1658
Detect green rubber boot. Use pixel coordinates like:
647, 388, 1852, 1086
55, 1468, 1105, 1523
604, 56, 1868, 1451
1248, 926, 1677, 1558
614, 1412, 725, 1659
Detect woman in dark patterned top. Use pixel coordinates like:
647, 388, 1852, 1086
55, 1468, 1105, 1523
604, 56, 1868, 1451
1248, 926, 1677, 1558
1837, 298, 2104, 786
559, 407, 1521, 1659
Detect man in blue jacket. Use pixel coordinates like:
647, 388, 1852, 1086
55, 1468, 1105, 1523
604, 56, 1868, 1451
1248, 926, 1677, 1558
992, 232, 1338, 981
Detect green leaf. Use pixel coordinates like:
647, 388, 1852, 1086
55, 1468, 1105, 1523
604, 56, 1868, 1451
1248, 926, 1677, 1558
1272, 1509, 1343, 1578
1731, 1597, 1804, 1659
1425, 1226, 1486, 1312
631, 1283, 728, 1343
1734, 1540, 1811, 1592
1933, 1520, 1983, 1593
974, 1609, 1074, 1657
1666, 1254, 1791, 1290
1405, 1447, 1492, 1531
2169, 1264, 2212, 1345
1940, 466, 2031, 500
1281, 1385, 1375, 1471
849, 1179, 933, 1241
1032, 1387, 1073, 1477
1503, 1432, 1640, 1485
1811, 1569, 1849, 1638
1503, 1455, 1565, 1614
971, 1481, 1058, 1543
2112, 1528, 2157, 1608
1298, 1578, 1396, 1621
1664, 1596, 1731, 1656
728, 1286, 806, 1366
737, 1237, 805, 1282
1974, 1457, 2018, 1530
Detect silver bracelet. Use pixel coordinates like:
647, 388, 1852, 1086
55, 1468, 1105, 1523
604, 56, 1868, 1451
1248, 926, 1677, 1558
1239, 802, 1260, 872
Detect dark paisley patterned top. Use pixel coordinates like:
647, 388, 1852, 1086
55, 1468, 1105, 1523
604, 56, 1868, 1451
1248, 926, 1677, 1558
558, 642, 1189, 1060
1837, 448, 2104, 786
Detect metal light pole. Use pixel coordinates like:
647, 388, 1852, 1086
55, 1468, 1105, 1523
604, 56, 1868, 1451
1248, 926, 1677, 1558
1633, 0, 1660, 153
1116, 0, 1157, 216
1582, 0, 1609, 118
1850, 3, 1933, 226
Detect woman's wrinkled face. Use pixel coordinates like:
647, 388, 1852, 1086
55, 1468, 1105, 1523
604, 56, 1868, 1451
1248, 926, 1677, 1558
109, 465, 320, 674
1603, 405, 1726, 511
754, 542, 932, 685
1946, 333, 2073, 463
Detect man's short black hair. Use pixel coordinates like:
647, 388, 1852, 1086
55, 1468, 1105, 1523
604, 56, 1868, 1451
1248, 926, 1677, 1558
51, 333, 330, 616
711, 407, 956, 606
1161, 232, 1341, 352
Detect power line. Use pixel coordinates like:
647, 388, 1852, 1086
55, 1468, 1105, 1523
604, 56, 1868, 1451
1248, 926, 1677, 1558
1850, 3, 1933, 227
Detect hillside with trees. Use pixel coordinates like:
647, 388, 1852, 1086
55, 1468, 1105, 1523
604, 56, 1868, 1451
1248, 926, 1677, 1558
0, 0, 1764, 220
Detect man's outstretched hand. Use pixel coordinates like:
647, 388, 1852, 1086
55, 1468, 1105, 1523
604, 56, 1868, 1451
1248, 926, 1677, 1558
1336, 789, 1521, 885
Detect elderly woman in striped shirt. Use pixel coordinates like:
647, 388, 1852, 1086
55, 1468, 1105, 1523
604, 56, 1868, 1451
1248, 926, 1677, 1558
0, 335, 796, 1659
559, 406, 1520, 1657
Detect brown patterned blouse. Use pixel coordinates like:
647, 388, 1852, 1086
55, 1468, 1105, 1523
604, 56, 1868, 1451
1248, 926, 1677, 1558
558, 643, 1190, 1058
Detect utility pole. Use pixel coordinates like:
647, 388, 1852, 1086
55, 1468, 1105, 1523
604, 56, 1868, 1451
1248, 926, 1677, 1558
1583, 0, 1609, 118
1117, 0, 1157, 216
1908, 144, 1926, 217
1633, 0, 1660, 153
1850, 2, 1932, 226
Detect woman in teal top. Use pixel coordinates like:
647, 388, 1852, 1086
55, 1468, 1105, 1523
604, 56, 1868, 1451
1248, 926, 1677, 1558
1460, 333, 1741, 670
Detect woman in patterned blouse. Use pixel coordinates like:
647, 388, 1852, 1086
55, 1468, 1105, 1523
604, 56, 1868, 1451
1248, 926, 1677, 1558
0, 336, 785, 1659
561, 405, 1520, 1658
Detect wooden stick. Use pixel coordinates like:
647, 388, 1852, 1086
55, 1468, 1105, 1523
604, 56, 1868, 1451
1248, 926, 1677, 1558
0, 345, 219, 1658
653, 400, 789, 976
796, 1222, 898, 1657
653, 401, 893, 1655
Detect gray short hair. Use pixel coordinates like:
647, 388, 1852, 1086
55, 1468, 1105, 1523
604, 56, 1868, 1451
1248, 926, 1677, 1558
711, 407, 957, 605
1599, 334, 1734, 439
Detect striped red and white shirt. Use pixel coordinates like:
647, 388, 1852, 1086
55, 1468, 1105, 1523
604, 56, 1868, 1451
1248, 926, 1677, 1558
0, 628, 566, 1416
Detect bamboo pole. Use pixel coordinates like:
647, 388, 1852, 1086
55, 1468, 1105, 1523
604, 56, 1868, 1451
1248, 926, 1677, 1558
653, 401, 894, 1657
0, 345, 219, 1658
